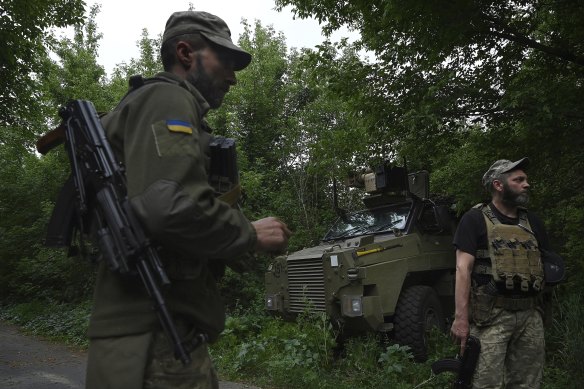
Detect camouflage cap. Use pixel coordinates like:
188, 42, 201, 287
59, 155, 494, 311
162, 11, 252, 71
482, 157, 529, 188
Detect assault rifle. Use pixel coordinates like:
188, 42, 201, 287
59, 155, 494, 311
431, 336, 481, 389
37, 100, 192, 365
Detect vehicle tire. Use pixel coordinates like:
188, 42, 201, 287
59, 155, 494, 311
393, 285, 445, 362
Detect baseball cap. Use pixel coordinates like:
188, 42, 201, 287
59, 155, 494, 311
482, 157, 529, 188
162, 11, 252, 71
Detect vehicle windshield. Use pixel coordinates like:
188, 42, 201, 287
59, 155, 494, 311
323, 203, 411, 241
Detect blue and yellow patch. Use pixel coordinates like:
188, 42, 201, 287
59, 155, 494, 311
166, 120, 193, 135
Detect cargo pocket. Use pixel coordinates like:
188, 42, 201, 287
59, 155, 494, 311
470, 284, 497, 326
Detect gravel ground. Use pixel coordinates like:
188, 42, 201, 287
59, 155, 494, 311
0, 321, 260, 389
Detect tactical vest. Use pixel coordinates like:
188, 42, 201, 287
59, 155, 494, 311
474, 204, 545, 292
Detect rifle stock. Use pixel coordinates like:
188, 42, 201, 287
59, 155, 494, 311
431, 335, 481, 389
41, 99, 192, 365
36, 123, 66, 155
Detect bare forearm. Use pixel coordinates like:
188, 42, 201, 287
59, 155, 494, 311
454, 263, 472, 321
451, 249, 475, 351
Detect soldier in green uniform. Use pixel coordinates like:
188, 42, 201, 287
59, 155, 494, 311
450, 158, 558, 388
85, 11, 291, 389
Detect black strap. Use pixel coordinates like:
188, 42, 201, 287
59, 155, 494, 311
114, 74, 181, 109
129, 74, 145, 89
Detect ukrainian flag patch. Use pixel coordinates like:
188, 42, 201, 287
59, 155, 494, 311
166, 120, 193, 135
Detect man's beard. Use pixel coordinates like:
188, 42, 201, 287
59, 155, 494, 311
502, 182, 529, 207
187, 57, 226, 109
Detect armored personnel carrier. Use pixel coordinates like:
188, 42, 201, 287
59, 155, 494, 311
265, 165, 457, 360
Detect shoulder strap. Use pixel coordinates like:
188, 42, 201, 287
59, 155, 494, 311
115, 74, 181, 108
481, 203, 500, 225
475, 203, 497, 259
517, 207, 531, 228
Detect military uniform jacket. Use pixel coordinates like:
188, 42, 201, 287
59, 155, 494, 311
87, 72, 256, 342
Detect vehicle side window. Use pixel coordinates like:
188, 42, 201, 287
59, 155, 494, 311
418, 203, 455, 235
418, 204, 440, 233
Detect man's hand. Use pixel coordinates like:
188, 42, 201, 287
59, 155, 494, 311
252, 217, 292, 254
451, 317, 470, 354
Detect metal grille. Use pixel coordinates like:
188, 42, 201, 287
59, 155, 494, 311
287, 257, 326, 313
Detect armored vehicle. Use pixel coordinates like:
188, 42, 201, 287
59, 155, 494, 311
265, 165, 457, 360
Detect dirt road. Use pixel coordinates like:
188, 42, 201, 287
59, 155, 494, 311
0, 321, 259, 389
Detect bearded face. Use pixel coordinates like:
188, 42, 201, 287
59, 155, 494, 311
502, 179, 530, 206
186, 48, 235, 109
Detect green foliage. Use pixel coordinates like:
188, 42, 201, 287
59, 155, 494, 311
0, 0, 85, 128
212, 309, 337, 388
210, 308, 580, 388
546, 293, 584, 384
110, 28, 163, 84
42, 4, 113, 113
0, 300, 91, 347
0, 5, 114, 306
217, 267, 265, 312
0, 144, 70, 299
212, 311, 462, 389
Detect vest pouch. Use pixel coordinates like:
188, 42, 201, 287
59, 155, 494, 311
528, 250, 544, 278
491, 247, 515, 285
470, 283, 499, 326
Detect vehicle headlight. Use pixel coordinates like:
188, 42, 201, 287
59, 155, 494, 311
265, 294, 282, 311
341, 295, 363, 317
347, 268, 359, 280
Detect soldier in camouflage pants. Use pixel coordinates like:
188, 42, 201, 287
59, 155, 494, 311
451, 158, 551, 388
470, 306, 544, 388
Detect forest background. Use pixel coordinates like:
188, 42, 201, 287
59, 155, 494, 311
1, 0, 583, 387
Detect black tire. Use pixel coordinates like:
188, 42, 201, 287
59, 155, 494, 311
394, 285, 445, 362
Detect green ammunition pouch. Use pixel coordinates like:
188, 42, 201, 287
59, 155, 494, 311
208, 136, 240, 207
207, 136, 252, 276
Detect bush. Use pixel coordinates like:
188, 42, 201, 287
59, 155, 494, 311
0, 300, 91, 347
545, 293, 584, 385
209, 304, 578, 389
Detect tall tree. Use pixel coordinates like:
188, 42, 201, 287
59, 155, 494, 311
0, 0, 85, 133
41, 5, 111, 113
108, 28, 163, 97
275, 0, 584, 216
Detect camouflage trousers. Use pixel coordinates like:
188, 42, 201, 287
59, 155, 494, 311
86, 327, 218, 389
470, 307, 544, 389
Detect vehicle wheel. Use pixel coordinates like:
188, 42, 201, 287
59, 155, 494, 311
394, 285, 445, 362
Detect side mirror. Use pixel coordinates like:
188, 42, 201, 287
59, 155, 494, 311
408, 171, 429, 200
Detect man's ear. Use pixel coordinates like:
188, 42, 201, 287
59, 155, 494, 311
176, 41, 194, 69
492, 179, 504, 192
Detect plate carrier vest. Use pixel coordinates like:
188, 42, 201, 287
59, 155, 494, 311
474, 204, 545, 292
